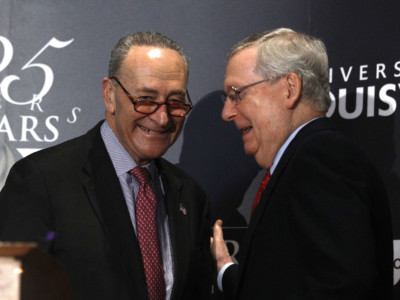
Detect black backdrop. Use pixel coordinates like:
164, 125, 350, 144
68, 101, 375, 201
0, 0, 399, 298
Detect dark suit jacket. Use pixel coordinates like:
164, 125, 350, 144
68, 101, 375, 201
0, 121, 211, 300
223, 117, 393, 299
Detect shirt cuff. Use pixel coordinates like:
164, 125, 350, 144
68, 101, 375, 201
217, 262, 235, 292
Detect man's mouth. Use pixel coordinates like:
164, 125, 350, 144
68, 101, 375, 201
241, 126, 252, 134
139, 125, 165, 134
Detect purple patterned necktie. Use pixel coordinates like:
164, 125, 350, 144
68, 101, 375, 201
130, 166, 166, 300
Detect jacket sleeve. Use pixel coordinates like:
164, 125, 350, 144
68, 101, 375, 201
0, 157, 54, 251
222, 263, 238, 300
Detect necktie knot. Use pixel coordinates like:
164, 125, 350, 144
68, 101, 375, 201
130, 166, 151, 184
251, 170, 271, 216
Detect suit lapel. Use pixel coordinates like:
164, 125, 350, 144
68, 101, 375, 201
157, 159, 191, 300
83, 124, 148, 299
236, 117, 335, 290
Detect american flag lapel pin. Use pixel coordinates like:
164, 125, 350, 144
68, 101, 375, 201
179, 203, 187, 215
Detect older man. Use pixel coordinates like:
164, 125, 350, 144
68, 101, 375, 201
211, 28, 393, 299
0, 32, 210, 300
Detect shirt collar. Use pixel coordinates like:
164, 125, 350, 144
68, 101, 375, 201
100, 120, 158, 179
270, 117, 320, 174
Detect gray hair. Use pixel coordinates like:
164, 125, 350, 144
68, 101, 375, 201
108, 31, 188, 79
228, 28, 331, 112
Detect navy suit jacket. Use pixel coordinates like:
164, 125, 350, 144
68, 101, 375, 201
0, 121, 211, 300
223, 117, 393, 299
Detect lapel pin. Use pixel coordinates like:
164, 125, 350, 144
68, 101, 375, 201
179, 203, 187, 215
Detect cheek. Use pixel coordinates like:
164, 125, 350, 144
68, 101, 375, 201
173, 118, 184, 135
116, 99, 142, 122
116, 112, 132, 133
252, 113, 279, 151
252, 111, 270, 134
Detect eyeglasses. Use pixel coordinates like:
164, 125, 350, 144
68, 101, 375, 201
110, 77, 193, 117
222, 79, 268, 105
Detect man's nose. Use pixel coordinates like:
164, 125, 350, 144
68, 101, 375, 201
221, 99, 237, 121
149, 103, 170, 126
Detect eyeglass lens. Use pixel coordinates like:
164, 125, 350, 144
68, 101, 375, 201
135, 101, 190, 117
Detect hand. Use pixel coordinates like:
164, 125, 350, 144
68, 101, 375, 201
210, 219, 233, 274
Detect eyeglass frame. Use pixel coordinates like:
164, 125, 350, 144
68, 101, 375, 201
222, 79, 268, 105
109, 76, 193, 117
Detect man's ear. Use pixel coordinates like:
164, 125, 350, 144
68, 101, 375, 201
102, 77, 115, 114
284, 72, 302, 109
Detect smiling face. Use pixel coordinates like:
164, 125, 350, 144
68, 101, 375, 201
103, 46, 187, 166
222, 46, 294, 169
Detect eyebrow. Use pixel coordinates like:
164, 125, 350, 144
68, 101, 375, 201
137, 87, 186, 98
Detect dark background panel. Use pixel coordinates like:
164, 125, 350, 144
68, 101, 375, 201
0, 0, 398, 297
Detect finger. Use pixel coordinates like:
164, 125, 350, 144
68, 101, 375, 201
213, 219, 224, 240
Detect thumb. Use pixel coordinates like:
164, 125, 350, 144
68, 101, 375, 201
213, 219, 224, 240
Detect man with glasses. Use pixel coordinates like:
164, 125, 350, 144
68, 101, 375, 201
211, 28, 393, 299
0, 32, 210, 300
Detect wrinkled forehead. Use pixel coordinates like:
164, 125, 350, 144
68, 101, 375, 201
225, 47, 259, 85
121, 46, 188, 79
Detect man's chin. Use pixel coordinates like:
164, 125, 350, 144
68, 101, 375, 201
254, 153, 272, 170
130, 146, 170, 165
243, 145, 256, 157
143, 151, 168, 161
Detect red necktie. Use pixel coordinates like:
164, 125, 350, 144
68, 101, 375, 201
130, 166, 166, 300
251, 170, 271, 216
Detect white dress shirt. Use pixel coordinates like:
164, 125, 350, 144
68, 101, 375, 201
101, 120, 174, 299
